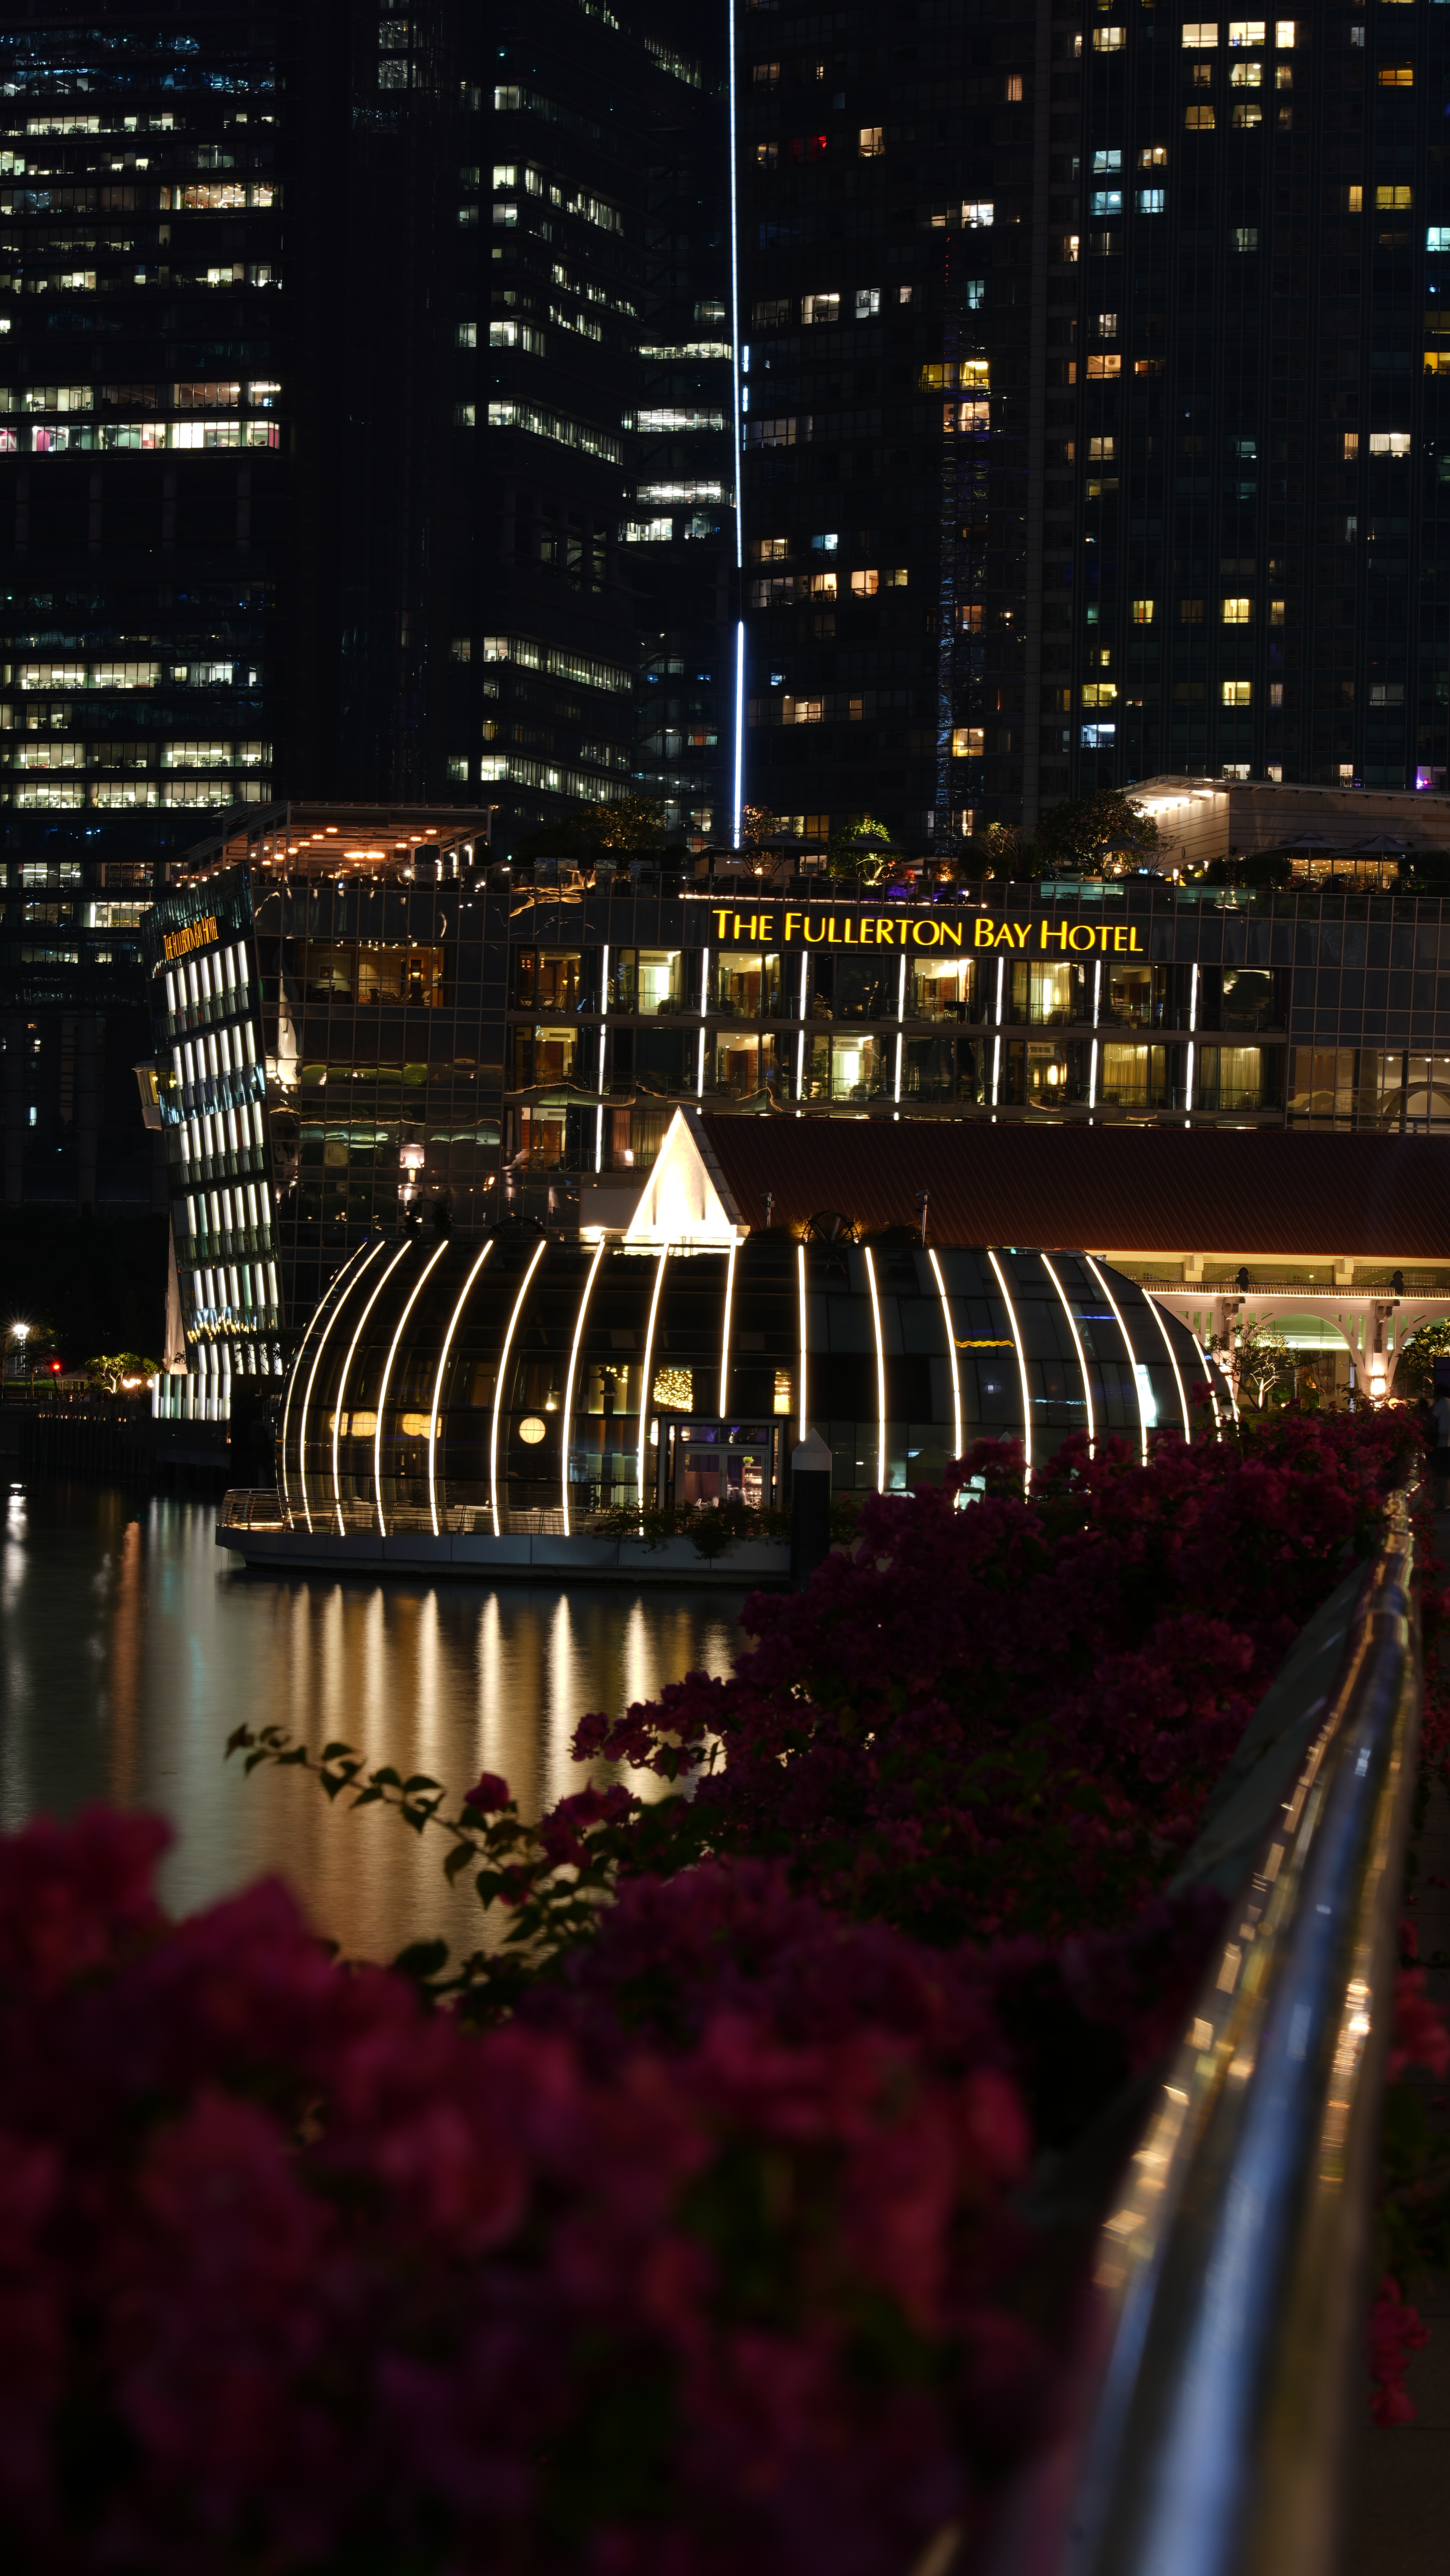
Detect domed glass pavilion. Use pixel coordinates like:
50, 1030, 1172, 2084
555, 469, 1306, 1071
275, 1220, 1224, 1541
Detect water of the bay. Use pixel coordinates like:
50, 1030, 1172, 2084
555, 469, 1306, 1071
0, 1478, 748, 1964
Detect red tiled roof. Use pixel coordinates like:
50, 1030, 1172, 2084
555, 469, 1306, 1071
697, 1116, 1450, 1260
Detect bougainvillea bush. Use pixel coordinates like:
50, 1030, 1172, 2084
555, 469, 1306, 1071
1, 1409, 1445, 2569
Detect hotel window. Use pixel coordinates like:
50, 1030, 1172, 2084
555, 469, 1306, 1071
1222, 597, 1251, 623
1185, 105, 1217, 129
1230, 61, 1262, 87
1377, 186, 1413, 212
1180, 599, 1205, 623
951, 725, 985, 755
1182, 22, 1219, 46
1378, 66, 1413, 88
515, 948, 584, 1011
1227, 18, 1264, 40
1139, 144, 1168, 169
858, 127, 885, 157
712, 952, 782, 1016
1132, 598, 1155, 623
910, 959, 975, 1020
1092, 27, 1125, 51
1222, 680, 1253, 706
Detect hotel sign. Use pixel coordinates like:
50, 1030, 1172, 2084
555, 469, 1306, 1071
710, 908, 1144, 953
162, 914, 220, 963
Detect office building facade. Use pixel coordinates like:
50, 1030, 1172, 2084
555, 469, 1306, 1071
736, 3, 1450, 842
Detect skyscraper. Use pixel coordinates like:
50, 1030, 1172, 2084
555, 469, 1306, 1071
1, 0, 732, 1226
736, 5, 1450, 843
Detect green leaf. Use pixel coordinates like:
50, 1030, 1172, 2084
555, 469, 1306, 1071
391, 1937, 449, 1982
321, 1741, 355, 1761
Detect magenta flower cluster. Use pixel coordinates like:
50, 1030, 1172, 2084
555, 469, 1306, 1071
1, 1410, 1441, 2566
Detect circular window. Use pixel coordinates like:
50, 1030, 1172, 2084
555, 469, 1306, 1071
518, 1415, 547, 1446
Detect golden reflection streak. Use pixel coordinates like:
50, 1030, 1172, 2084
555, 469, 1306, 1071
490, 1239, 548, 1538
428, 1239, 494, 1537
373, 1239, 449, 1535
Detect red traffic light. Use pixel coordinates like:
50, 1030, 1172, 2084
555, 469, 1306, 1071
47, 1359, 62, 1374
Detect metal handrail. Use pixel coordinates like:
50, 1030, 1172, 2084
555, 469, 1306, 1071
1053, 1491, 1421, 2576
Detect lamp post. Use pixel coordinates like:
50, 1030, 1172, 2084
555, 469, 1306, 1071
5, 1321, 32, 1398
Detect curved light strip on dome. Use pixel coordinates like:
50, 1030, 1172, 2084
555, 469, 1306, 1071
638, 1245, 669, 1523
561, 1238, 606, 1537
1084, 1252, 1149, 1464
1042, 1251, 1095, 1458
927, 1248, 962, 1463
294, 1240, 386, 1535
373, 1238, 449, 1536
986, 1247, 1032, 1485
1146, 1290, 1192, 1442
718, 1231, 738, 1417
428, 1239, 494, 1536
864, 1244, 887, 1494
490, 1238, 547, 1538
797, 1241, 808, 1442
1194, 1336, 1224, 1440
282, 1238, 373, 1530
331, 1242, 410, 1533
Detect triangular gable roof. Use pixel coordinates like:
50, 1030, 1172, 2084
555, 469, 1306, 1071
624, 1109, 740, 1245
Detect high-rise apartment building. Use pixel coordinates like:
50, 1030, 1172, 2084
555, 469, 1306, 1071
737, 3, 1450, 845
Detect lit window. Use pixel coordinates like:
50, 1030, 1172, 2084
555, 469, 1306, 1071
1275, 64, 1292, 89
1093, 313, 1118, 338
1092, 149, 1122, 173
494, 85, 521, 108
1227, 19, 1265, 43
1088, 435, 1115, 459
1185, 105, 1216, 129
493, 202, 517, 228
1132, 598, 1154, 624
753, 62, 780, 85
1081, 724, 1116, 748
1428, 229, 1450, 254
1230, 61, 1262, 87
1275, 20, 1295, 44
1222, 597, 1251, 623
1377, 186, 1413, 211
1091, 191, 1123, 217
851, 569, 879, 595
1081, 683, 1118, 708
1369, 430, 1412, 456
858, 127, 885, 157
855, 287, 880, 318
751, 536, 790, 562
1233, 225, 1259, 251
450, 638, 471, 661
492, 164, 516, 187
882, 568, 908, 587
1269, 684, 1284, 709
1269, 600, 1286, 625
1085, 355, 1121, 378
1138, 188, 1166, 214
958, 604, 983, 632
963, 200, 994, 228
951, 726, 984, 756
1222, 680, 1252, 706
801, 292, 840, 324
1093, 27, 1125, 50
966, 279, 985, 308
1182, 21, 1219, 44
1004, 73, 1023, 100
1378, 66, 1413, 88
1139, 144, 1168, 169
756, 143, 778, 169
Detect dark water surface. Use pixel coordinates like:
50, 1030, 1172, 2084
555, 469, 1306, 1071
1, 1478, 746, 1962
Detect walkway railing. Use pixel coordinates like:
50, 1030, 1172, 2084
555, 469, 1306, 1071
1046, 1492, 1421, 2576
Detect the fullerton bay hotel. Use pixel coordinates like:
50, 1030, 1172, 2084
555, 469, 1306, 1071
139, 809, 1450, 1434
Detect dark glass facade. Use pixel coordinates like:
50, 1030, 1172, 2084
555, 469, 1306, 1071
275, 1226, 1217, 1525
736, 3, 1450, 841
499, 875, 1450, 1168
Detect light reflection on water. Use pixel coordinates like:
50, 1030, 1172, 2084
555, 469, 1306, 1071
1, 1480, 746, 1964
